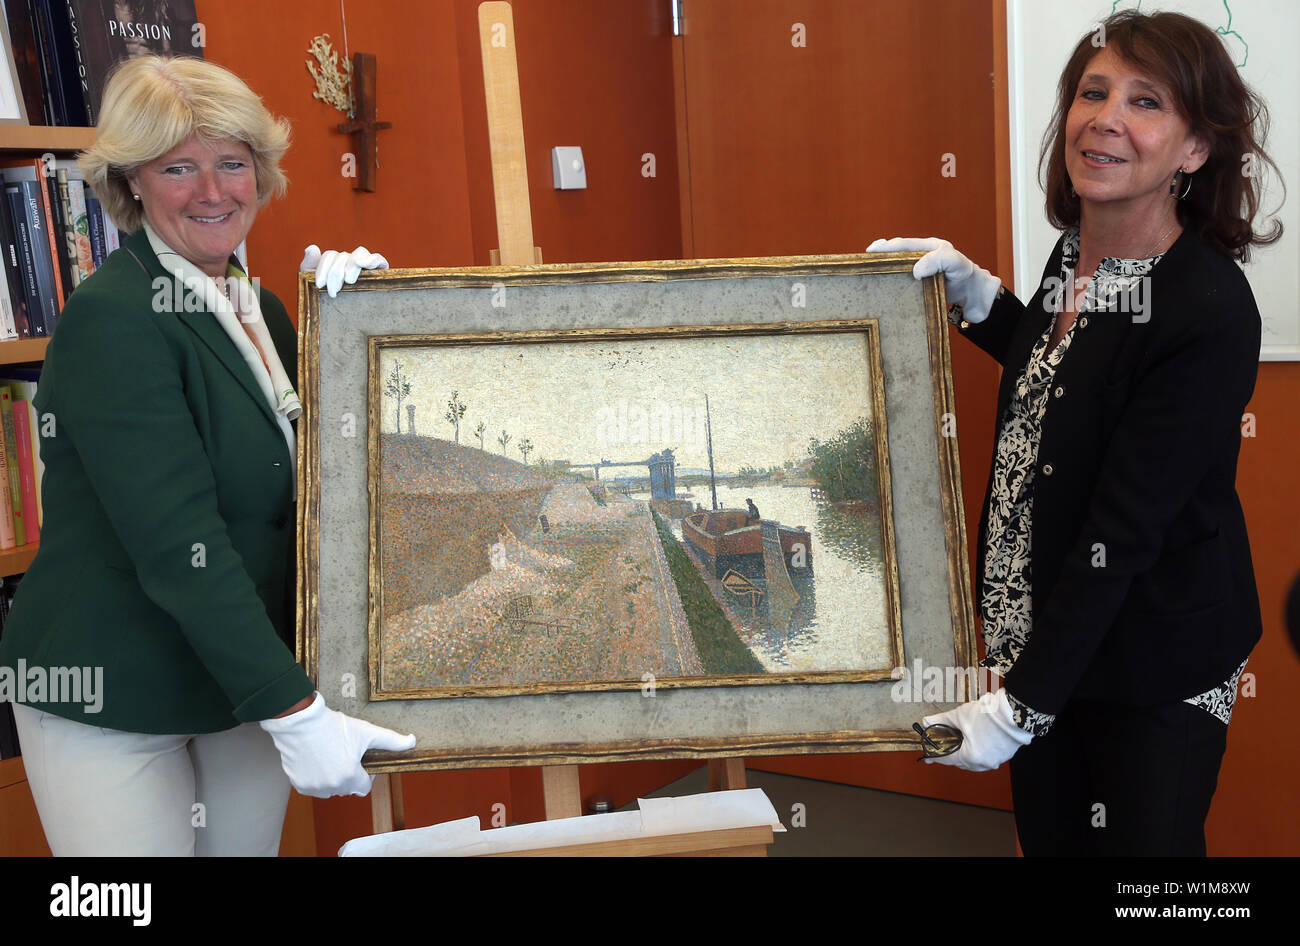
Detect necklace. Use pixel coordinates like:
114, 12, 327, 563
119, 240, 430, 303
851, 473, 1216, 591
1141, 221, 1178, 259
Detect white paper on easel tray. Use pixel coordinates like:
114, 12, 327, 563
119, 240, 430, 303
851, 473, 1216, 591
337, 788, 786, 856
636, 788, 787, 836
474, 810, 645, 854
337, 815, 487, 857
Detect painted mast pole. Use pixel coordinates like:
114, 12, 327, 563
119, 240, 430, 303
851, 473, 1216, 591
705, 395, 718, 511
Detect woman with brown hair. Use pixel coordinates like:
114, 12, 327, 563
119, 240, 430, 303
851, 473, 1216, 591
872, 9, 1279, 855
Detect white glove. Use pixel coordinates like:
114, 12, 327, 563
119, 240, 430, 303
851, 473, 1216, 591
920, 687, 1033, 772
299, 244, 390, 298
866, 237, 1002, 324
259, 692, 416, 798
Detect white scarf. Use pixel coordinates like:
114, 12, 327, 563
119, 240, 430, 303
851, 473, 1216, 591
144, 222, 299, 489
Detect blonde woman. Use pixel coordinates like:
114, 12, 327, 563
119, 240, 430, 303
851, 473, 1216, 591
0, 56, 410, 856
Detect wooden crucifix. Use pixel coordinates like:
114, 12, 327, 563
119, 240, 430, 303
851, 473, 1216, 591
338, 53, 392, 192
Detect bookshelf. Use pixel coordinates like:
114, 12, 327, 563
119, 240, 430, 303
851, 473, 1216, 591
0, 127, 91, 580
0, 126, 96, 153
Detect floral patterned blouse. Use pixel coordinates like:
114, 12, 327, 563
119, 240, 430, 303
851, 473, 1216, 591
961, 228, 1248, 737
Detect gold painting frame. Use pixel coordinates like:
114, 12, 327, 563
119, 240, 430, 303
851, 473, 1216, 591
297, 254, 976, 771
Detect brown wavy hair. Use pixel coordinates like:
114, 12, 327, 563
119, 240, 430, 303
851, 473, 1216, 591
1040, 10, 1282, 262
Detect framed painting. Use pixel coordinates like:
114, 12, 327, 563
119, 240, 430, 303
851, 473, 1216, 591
298, 254, 976, 771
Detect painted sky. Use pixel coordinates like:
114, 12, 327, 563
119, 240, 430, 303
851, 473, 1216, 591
377, 331, 876, 473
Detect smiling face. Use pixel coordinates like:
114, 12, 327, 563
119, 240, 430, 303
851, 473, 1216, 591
1064, 46, 1208, 224
127, 133, 259, 278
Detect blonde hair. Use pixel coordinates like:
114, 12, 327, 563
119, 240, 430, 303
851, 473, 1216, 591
79, 56, 290, 233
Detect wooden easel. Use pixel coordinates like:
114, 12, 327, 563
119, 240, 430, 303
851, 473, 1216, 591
368, 2, 753, 851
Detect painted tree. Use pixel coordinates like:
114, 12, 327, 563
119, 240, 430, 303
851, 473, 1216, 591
475, 420, 487, 450
497, 430, 511, 455
445, 390, 467, 443
518, 437, 534, 465
383, 361, 411, 433
806, 417, 876, 505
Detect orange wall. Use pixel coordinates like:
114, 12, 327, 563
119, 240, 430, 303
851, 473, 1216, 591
1205, 364, 1300, 854
452, 0, 683, 265
202, 0, 477, 307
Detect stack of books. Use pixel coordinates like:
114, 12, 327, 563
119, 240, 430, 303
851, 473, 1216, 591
5, 0, 202, 127
1, 155, 120, 339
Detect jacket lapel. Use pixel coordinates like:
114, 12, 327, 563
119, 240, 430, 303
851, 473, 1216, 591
124, 229, 282, 433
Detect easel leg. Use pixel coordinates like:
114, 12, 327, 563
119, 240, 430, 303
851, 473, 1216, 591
370, 773, 406, 834
542, 764, 582, 819
708, 758, 747, 791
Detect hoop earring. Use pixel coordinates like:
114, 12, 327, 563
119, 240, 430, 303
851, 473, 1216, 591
1170, 169, 1192, 200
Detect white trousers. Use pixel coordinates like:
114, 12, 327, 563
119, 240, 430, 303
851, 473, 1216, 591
11, 703, 291, 856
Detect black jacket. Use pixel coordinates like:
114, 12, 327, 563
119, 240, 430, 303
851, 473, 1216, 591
960, 227, 1263, 713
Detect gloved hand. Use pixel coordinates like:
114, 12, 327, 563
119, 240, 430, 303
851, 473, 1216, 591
258, 692, 416, 798
866, 237, 1002, 324
299, 245, 390, 298
920, 687, 1033, 772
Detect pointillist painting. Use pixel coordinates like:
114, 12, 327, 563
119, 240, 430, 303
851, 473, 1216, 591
368, 322, 901, 698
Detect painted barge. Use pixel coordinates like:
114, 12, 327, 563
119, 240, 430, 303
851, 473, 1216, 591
682, 509, 812, 579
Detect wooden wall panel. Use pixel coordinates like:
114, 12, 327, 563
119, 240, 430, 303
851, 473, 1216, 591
454, 0, 683, 264
200, 0, 478, 311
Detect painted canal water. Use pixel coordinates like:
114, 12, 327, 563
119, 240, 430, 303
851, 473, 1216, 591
648, 481, 892, 674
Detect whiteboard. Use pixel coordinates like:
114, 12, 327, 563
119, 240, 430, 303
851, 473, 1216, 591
1008, 0, 1299, 359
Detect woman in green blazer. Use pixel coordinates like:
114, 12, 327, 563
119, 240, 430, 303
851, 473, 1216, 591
0, 56, 411, 856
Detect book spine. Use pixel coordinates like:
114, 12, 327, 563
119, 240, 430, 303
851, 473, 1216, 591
63, 175, 92, 282
54, 170, 79, 290
0, 390, 15, 549
15, 182, 55, 336
3, 186, 40, 339
2, 381, 43, 530
0, 193, 30, 339
25, 398, 42, 530
0, 388, 23, 547
84, 191, 106, 268
31, 0, 68, 125
12, 402, 38, 544
102, 205, 120, 253
48, 170, 75, 297
6, 0, 50, 125
30, 404, 41, 529
0, 266, 15, 341
63, 0, 95, 125
0, 206, 15, 339
38, 0, 88, 127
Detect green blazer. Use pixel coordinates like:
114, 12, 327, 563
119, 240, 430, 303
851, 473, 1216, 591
0, 227, 315, 733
